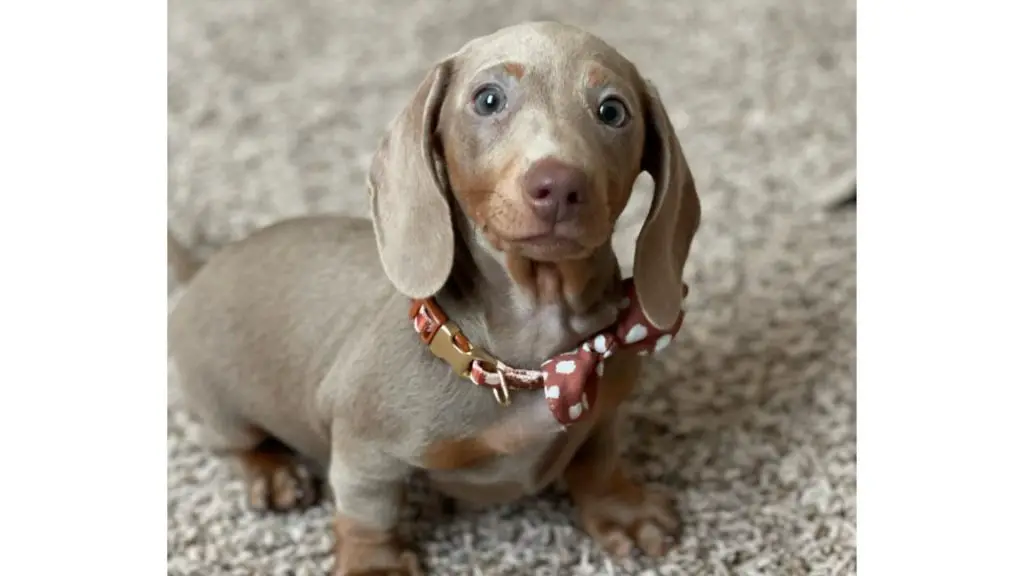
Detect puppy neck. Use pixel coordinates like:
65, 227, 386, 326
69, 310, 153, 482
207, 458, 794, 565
437, 210, 624, 365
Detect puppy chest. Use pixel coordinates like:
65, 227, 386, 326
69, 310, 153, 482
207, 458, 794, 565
423, 394, 593, 505
426, 432, 570, 506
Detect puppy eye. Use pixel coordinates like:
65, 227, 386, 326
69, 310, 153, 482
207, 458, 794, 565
472, 84, 507, 116
596, 97, 630, 128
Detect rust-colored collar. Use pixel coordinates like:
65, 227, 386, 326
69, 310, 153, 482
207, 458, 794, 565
410, 278, 686, 426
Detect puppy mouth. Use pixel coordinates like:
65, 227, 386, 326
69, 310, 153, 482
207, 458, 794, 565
498, 229, 590, 261
480, 195, 610, 261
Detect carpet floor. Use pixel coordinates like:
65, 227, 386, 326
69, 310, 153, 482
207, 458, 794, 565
168, 1, 856, 574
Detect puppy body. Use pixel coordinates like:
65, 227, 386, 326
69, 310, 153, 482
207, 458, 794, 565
170, 21, 700, 575
170, 215, 604, 501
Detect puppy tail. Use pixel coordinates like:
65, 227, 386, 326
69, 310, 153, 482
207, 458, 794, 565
167, 230, 203, 284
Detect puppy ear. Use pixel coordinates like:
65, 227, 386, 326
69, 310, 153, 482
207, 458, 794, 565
633, 80, 701, 330
369, 59, 455, 298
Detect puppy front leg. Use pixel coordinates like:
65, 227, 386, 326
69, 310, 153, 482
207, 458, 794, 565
563, 413, 681, 558
328, 443, 420, 576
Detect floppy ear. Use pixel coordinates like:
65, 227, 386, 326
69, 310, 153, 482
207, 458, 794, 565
368, 59, 455, 299
633, 80, 702, 330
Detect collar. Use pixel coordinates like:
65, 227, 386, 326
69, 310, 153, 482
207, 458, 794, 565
409, 278, 686, 427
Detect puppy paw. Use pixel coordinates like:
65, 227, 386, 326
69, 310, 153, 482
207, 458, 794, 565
236, 442, 320, 512
333, 548, 421, 576
575, 477, 680, 558
333, 516, 422, 576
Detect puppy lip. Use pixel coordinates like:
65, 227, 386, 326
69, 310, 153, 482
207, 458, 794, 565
516, 235, 581, 247
500, 229, 581, 245
486, 226, 596, 261
498, 222, 586, 243
508, 234, 587, 261
508, 231, 559, 242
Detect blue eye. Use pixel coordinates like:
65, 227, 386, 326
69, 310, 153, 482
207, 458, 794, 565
472, 84, 507, 116
597, 97, 630, 127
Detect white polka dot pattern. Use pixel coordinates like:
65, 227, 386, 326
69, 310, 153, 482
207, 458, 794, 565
533, 278, 686, 425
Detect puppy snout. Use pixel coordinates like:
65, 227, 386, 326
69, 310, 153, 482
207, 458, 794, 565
522, 158, 588, 223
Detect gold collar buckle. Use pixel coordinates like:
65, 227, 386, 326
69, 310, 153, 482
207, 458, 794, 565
429, 322, 495, 377
428, 321, 511, 407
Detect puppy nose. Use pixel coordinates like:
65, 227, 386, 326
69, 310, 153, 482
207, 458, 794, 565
522, 159, 588, 223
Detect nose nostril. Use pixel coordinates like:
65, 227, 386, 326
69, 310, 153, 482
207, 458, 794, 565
523, 160, 588, 219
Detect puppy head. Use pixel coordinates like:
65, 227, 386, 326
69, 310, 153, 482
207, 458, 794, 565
369, 21, 700, 329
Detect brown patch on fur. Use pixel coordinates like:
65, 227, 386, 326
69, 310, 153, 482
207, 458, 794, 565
235, 438, 320, 511
491, 155, 542, 234
503, 62, 526, 79
423, 409, 563, 471
421, 435, 498, 470
428, 429, 576, 506
586, 67, 609, 89
333, 514, 422, 575
442, 132, 534, 248
590, 352, 642, 419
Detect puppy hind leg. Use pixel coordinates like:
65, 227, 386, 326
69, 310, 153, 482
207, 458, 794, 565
235, 436, 322, 513
189, 410, 321, 513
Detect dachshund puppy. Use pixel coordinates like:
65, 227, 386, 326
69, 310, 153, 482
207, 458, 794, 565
169, 21, 701, 575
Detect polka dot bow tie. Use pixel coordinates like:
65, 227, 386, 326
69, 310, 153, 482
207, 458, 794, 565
410, 278, 686, 427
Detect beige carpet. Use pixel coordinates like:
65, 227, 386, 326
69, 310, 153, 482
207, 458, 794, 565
167, 1, 856, 574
